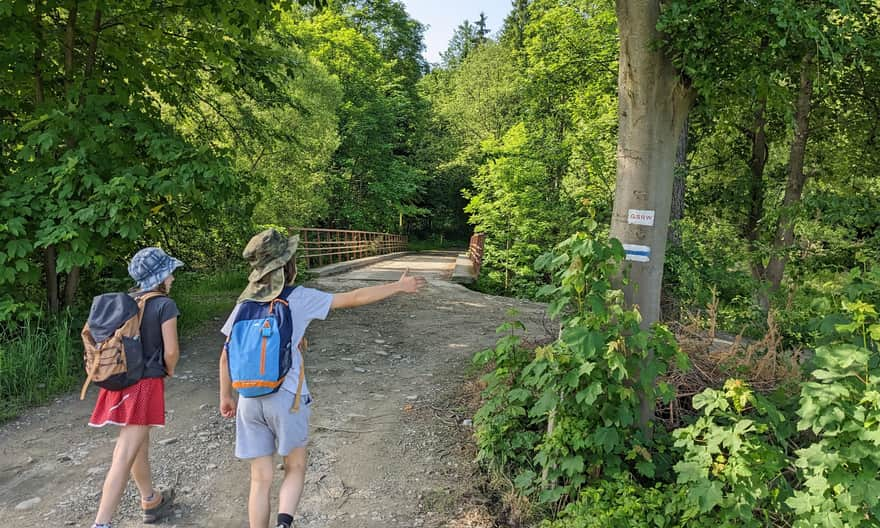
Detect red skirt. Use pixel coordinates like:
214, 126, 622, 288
88, 377, 166, 427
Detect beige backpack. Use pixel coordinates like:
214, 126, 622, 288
80, 291, 164, 399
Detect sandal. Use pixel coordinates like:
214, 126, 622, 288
141, 487, 175, 524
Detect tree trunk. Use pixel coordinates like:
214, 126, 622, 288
764, 52, 815, 292
34, 1, 60, 313
611, 0, 695, 439
82, 6, 101, 87
744, 38, 771, 280
744, 96, 768, 250
743, 94, 770, 310
64, 0, 78, 93
64, 265, 81, 308
667, 117, 689, 246
33, 0, 45, 105
45, 246, 59, 314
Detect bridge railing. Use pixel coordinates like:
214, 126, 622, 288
292, 227, 408, 268
468, 233, 485, 276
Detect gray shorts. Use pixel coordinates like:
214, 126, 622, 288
234, 389, 312, 459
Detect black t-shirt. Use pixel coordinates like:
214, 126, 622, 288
136, 295, 180, 378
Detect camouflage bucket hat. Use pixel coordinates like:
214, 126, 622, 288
238, 229, 299, 303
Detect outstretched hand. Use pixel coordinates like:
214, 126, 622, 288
398, 268, 427, 293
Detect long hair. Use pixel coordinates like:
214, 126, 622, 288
284, 258, 297, 285
130, 278, 170, 295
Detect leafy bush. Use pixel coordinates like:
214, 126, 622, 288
473, 317, 544, 474
540, 475, 710, 528
673, 379, 792, 526
473, 223, 688, 505
664, 218, 760, 325
786, 298, 880, 527
672, 275, 880, 528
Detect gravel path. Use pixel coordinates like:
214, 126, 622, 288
0, 255, 547, 528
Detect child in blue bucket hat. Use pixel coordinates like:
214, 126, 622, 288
88, 247, 183, 528
219, 228, 427, 528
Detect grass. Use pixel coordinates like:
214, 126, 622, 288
0, 314, 79, 421
172, 268, 247, 334
0, 267, 247, 422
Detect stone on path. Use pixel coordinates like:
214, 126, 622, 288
15, 497, 41, 510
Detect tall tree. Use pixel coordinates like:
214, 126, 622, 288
455, 0, 617, 293
501, 0, 530, 53
294, 5, 428, 231
0, 0, 296, 314
441, 20, 479, 67
609, 0, 695, 437
475, 12, 490, 43
660, 0, 877, 309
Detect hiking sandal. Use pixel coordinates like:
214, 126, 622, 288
141, 487, 175, 524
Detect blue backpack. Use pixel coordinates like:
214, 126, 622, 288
225, 287, 296, 399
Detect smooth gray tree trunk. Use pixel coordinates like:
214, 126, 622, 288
611, 0, 695, 439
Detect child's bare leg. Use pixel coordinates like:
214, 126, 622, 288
94, 425, 151, 524
130, 429, 154, 500
249, 456, 274, 528
278, 447, 307, 518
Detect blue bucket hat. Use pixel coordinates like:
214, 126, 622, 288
128, 247, 184, 291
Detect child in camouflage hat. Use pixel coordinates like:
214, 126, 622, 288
219, 228, 426, 528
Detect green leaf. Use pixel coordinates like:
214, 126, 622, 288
593, 426, 620, 453
869, 324, 880, 341
575, 382, 603, 405
513, 470, 536, 491
693, 389, 728, 414
559, 455, 585, 476
691, 480, 724, 513
529, 390, 559, 418
508, 388, 531, 403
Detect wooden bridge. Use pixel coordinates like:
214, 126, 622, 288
294, 227, 484, 283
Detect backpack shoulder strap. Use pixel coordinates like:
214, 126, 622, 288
290, 344, 306, 414
133, 291, 166, 320
134, 291, 166, 305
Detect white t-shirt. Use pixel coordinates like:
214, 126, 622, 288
221, 286, 333, 396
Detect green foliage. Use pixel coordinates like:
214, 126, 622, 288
656, 0, 880, 329
673, 380, 792, 525
540, 475, 708, 528
663, 218, 765, 335
294, 3, 429, 232
0, 313, 78, 422
0, 0, 437, 323
670, 275, 880, 527
473, 225, 688, 504
172, 269, 246, 335
473, 315, 543, 473
465, 122, 565, 296
786, 299, 880, 527
417, 40, 525, 244
0, 0, 439, 421
0, 0, 291, 315
425, 0, 618, 296
406, 237, 467, 251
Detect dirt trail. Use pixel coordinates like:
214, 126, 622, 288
0, 253, 547, 528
